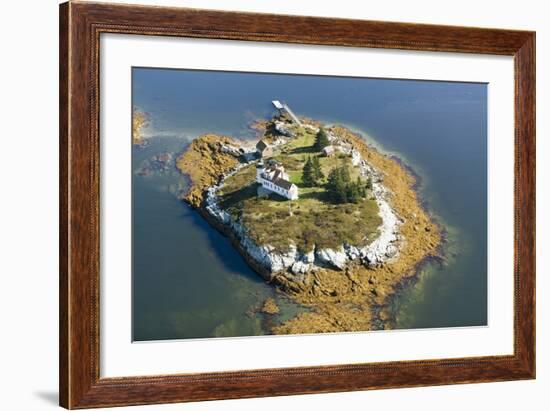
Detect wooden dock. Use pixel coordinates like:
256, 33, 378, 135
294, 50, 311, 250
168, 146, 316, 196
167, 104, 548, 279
272, 100, 302, 126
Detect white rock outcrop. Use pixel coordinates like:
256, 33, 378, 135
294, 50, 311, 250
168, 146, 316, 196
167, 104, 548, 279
315, 247, 348, 270
291, 261, 311, 275
274, 121, 296, 138
220, 142, 257, 162
356, 158, 402, 268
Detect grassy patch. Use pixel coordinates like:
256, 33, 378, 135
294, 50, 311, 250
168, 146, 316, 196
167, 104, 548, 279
218, 165, 258, 215
235, 194, 381, 253
218, 164, 257, 196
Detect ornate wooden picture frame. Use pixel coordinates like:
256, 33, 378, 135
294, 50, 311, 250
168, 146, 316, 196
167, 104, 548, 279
59, 1, 535, 408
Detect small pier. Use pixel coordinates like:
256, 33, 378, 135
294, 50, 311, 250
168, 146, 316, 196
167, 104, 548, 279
272, 100, 303, 126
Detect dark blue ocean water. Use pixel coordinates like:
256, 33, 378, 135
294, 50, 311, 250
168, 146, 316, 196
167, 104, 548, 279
132, 68, 487, 341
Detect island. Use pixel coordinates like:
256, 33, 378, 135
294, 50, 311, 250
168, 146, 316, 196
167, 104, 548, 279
176, 101, 442, 334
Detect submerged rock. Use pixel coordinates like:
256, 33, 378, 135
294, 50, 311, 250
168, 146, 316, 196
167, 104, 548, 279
260, 298, 280, 314
136, 151, 174, 176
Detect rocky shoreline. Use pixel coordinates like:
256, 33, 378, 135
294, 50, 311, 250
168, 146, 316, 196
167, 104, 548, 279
177, 125, 442, 334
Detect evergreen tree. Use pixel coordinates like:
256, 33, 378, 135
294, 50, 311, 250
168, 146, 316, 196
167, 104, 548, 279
327, 167, 369, 204
314, 128, 330, 151
327, 167, 348, 203
335, 178, 348, 204
302, 156, 315, 187
312, 156, 324, 183
346, 182, 360, 203
326, 167, 338, 200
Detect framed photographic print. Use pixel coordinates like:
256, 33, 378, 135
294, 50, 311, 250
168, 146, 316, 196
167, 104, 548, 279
59, 1, 535, 408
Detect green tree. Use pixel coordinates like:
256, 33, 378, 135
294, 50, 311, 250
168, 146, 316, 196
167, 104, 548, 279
302, 156, 315, 187
327, 167, 369, 204
340, 164, 351, 183
314, 128, 330, 151
346, 181, 361, 203
327, 167, 347, 203
312, 156, 324, 183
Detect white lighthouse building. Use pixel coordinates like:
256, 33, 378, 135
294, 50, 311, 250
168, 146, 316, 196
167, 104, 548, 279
256, 161, 299, 200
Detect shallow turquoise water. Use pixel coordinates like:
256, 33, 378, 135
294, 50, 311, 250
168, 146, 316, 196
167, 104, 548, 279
132, 68, 487, 340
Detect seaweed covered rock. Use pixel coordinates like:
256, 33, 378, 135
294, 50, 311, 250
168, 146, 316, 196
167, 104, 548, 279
176, 134, 241, 207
